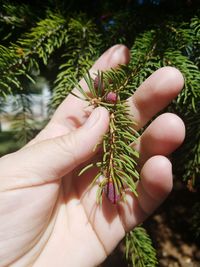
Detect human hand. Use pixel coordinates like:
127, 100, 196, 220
0, 45, 185, 267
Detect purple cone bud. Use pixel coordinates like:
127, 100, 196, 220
93, 76, 99, 90
94, 76, 104, 94
106, 92, 118, 104
104, 180, 120, 204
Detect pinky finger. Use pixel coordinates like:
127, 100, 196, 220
118, 155, 173, 232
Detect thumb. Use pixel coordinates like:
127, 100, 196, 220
0, 107, 109, 189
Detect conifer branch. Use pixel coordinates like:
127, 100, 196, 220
129, 30, 161, 91
190, 16, 200, 67
162, 44, 200, 188
125, 226, 158, 267
191, 15, 200, 41
163, 50, 200, 111
165, 21, 195, 51
172, 106, 200, 188
11, 93, 35, 145
77, 67, 139, 204
51, 15, 102, 109
0, 13, 68, 98
16, 13, 68, 65
0, 2, 33, 29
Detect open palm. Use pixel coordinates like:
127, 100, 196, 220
0, 45, 185, 267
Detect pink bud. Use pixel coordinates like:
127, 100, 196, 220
94, 76, 104, 94
104, 180, 120, 204
93, 76, 99, 90
105, 92, 118, 104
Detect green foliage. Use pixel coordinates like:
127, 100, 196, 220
161, 19, 200, 187
163, 50, 200, 110
129, 30, 162, 89
51, 15, 102, 109
190, 15, 200, 67
191, 15, 200, 41
0, 13, 68, 143
126, 15, 200, 189
125, 226, 158, 267
0, 131, 21, 156
172, 105, 200, 188
0, 13, 67, 97
0, 2, 33, 30
17, 13, 68, 65
11, 94, 35, 145
0, 45, 19, 97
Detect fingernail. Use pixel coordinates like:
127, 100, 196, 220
112, 45, 130, 65
83, 108, 101, 129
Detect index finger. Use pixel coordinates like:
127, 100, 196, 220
29, 45, 130, 146
51, 45, 130, 130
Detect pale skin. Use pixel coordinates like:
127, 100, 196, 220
0, 45, 185, 267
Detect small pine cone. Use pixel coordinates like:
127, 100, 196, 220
104, 180, 120, 204
93, 76, 105, 94
105, 91, 118, 104
93, 76, 99, 90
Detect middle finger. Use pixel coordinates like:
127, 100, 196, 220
127, 66, 184, 131
133, 112, 185, 169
